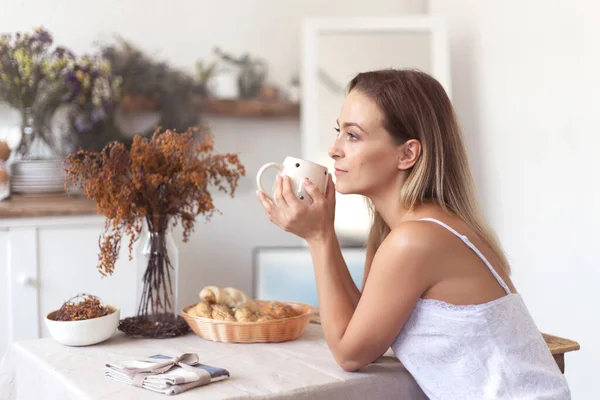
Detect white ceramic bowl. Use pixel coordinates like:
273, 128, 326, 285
45, 305, 120, 346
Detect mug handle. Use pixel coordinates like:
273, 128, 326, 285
256, 162, 284, 201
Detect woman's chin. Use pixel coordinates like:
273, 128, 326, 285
333, 183, 354, 195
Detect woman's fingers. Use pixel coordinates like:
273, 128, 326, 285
258, 190, 283, 226
274, 174, 287, 208
281, 175, 301, 206
257, 190, 273, 213
258, 175, 333, 240
303, 178, 325, 207
325, 173, 336, 204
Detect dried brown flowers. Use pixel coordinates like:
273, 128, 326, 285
54, 293, 112, 321
64, 127, 245, 277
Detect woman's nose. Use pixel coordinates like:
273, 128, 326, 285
328, 142, 343, 159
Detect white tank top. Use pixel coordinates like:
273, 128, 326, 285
391, 218, 571, 399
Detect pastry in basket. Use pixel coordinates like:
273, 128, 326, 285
211, 304, 236, 321
261, 301, 298, 319
187, 307, 199, 317
255, 314, 274, 322
199, 285, 219, 304
195, 301, 213, 318
186, 301, 212, 318
234, 307, 261, 322
199, 286, 260, 312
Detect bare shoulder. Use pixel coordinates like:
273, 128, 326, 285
371, 221, 447, 284
381, 220, 450, 254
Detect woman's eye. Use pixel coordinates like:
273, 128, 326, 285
334, 127, 357, 141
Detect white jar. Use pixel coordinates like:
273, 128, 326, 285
206, 69, 239, 99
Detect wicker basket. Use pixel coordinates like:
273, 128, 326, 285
181, 300, 315, 343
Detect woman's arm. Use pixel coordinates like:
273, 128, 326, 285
306, 226, 361, 350
333, 231, 376, 309
307, 223, 432, 372
336, 232, 376, 309
334, 243, 363, 309
257, 175, 430, 371
362, 229, 377, 291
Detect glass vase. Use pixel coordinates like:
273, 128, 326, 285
135, 215, 179, 322
13, 106, 54, 160
15, 107, 36, 158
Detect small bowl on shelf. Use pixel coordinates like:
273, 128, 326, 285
45, 305, 120, 346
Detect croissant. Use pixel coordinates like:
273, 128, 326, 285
199, 286, 220, 304
261, 301, 298, 319
199, 286, 260, 312
234, 306, 261, 322
255, 314, 274, 322
211, 304, 235, 321
194, 301, 213, 318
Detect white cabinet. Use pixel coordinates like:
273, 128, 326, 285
0, 230, 9, 358
0, 216, 138, 357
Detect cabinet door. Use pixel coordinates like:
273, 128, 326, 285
0, 229, 8, 357
6, 226, 39, 344
37, 219, 137, 338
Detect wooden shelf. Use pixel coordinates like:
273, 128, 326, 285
0, 194, 98, 219
193, 97, 300, 119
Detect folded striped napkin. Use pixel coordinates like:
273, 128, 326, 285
104, 353, 229, 395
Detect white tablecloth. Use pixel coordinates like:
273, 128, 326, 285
0, 324, 426, 399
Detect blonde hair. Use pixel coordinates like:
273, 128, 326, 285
349, 69, 510, 274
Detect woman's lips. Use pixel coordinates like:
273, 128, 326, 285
334, 168, 347, 176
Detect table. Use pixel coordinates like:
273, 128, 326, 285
541, 333, 581, 373
311, 313, 581, 374
0, 324, 426, 400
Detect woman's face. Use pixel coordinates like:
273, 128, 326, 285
328, 89, 402, 196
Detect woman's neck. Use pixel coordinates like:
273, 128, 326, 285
369, 182, 442, 230
369, 185, 411, 230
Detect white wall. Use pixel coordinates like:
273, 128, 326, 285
0, 1, 425, 317
0, 0, 425, 92
430, 1, 599, 398
314, 29, 434, 242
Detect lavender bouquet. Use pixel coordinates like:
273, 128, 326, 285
0, 27, 72, 109
62, 56, 121, 135
0, 27, 121, 157
0, 27, 73, 156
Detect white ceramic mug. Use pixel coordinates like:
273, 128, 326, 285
256, 156, 328, 204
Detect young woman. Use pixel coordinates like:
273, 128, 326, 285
257, 69, 571, 399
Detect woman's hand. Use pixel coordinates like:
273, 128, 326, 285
257, 173, 336, 242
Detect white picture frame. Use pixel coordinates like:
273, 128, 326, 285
300, 17, 451, 243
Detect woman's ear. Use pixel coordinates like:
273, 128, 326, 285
398, 139, 422, 170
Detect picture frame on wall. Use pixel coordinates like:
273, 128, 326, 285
300, 16, 451, 244
252, 246, 366, 308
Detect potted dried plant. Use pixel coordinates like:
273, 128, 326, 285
63, 127, 245, 337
